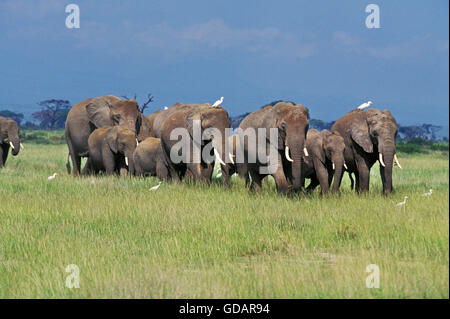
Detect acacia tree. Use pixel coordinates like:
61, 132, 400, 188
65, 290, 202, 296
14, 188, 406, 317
32, 99, 71, 129
121, 93, 154, 114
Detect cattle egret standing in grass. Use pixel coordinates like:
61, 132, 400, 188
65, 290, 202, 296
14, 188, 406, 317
48, 173, 57, 181
422, 189, 432, 196
395, 196, 408, 207
150, 182, 161, 191
357, 101, 373, 110
212, 96, 224, 107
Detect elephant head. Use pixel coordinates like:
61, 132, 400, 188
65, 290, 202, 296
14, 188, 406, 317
105, 127, 138, 175
350, 108, 400, 194
320, 130, 345, 193
0, 117, 22, 156
86, 95, 141, 134
186, 104, 231, 180
273, 102, 309, 191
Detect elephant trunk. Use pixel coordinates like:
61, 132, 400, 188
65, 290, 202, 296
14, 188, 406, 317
9, 136, 21, 156
331, 156, 345, 193
378, 140, 395, 195
124, 149, 136, 176
288, 140, 303, 191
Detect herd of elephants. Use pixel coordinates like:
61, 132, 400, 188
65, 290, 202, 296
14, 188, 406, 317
0, 95, 403, 195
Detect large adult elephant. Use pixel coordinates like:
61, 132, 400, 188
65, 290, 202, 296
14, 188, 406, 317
0, 116, 23, 168
152, 103, 184, 138
331, 108, 402, 195
145, 110, 162, 137
302, 129, 346, 194
65, 95, 142, 176
238, 102, 309, 194
159, 103, 231, 184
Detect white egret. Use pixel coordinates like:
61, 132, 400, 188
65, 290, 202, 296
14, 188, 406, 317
48, 173, 57, 181
421, 189, 432, 196
395, 196, 408, 207
357, 101, 373, 110
212, 96, 224, 107
149, 182, 162, 191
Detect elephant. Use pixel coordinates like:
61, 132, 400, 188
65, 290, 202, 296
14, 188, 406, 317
238, 102, 309, 194
86, 126, 137, 175
145, 110, 162, 137
301, 129, 346, 194
137, 113, 151, 142
159, 103, 232, 185
331, 108, 402, 195
152, 103, 185, 139
65, 95, 143, 176
224, 134, 249, 185
0, 116, 23, 168
133, 137, 170, 180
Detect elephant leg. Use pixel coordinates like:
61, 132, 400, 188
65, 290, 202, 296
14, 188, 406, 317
1, 144, 9, 167
102, 146, 116, 175
66, 137, 81, 176
313, 157, 329, 194
236, 163, 249, 186
249, 168, 263, 193
156, 160, 169, 181
348, 172, 355, 190
271, 159, 289, 195
356, 160, 370, 193
0, 145, 5, 167
201, 161, 214, 184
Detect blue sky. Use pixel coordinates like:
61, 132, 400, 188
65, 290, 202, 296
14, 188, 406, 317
0, 0, 448, 128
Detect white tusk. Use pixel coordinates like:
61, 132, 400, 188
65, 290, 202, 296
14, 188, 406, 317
136, 139, 139, 146
285, 146, 294, 162
125, 157, 129, 166
20, 143, 24, 150
344, 163, 348, 170
394, 154, 402, 169
379, 153, 386, 167
214, 148, 226, 166
332, 162, 335, 170
228, 152, 234, 164
9, 142, 15, 150
303, 147, 309, 157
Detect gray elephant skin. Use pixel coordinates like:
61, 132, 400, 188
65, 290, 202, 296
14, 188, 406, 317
331, 108, 402, 195
302, 129, 345, 194
65, 95, 143, 176
86, 126, 137, 175
0, 116, 22, 168
133, 137, 170, 180
239, 102, 309, 194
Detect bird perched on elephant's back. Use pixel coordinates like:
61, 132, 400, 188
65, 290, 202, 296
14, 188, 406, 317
65, 95, 144, 176
158, 103, 232, 185
238, 102, 309, 194
86, 126, 137, 176
331, 108, 402, 195
0, 116, 22, 168
302, 129, 346, 194
133, 137, 170, 180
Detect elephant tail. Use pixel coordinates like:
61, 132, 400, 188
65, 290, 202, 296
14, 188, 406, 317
66, 153, 71, 175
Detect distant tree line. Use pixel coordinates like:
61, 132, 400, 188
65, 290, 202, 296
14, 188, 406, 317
0, 98, 447, 142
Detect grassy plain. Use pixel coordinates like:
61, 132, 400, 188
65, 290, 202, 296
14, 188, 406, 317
0, 143, 448, 298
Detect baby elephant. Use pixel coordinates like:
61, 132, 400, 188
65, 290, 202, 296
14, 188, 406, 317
87, 126, 137, 175
133, 137, 170, 180
302, 129, 346, 194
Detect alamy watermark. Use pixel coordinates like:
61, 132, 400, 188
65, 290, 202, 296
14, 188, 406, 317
65, 264, 80, 288
65, 4, 80, 29
366, 264, 380, 288
365, 4, 380, 29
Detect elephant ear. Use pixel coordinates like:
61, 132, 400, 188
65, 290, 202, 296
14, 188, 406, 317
86, 97, 114, 128
105, 128, 118, 153
275, 120, 287, 150
350, 118, 373, 153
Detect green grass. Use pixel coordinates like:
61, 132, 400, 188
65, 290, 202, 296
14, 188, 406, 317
0, 144, 448, 298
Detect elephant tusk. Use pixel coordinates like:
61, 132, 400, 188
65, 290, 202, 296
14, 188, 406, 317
136, 139, 139, 146
344, 163, 348, 170
394, 154, 402, 169
228, 152, 235, 164
125, 157, 129, 166
214, 148, 226, 166
285, 146, 294, 162
332, 162, 335, 170
9, 141, 15, 150
303, 147, 309, 157
379, 153, 386, 167
20, 143, 24, 150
